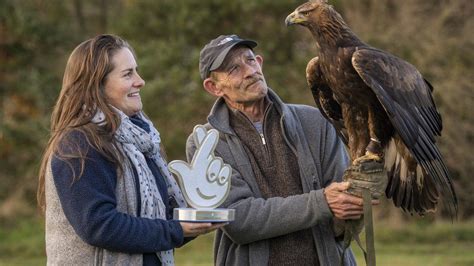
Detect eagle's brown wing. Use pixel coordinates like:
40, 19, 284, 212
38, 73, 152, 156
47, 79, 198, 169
306, 57, 348, 144
352, 48, 457, 215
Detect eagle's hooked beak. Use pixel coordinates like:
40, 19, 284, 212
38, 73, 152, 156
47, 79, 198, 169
285, 11, 305, 26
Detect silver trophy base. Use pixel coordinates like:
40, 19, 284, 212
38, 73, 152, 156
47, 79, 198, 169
173, 208, 235, 222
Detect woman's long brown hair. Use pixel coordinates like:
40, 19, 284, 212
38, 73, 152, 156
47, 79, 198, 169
37, 34, 135, 213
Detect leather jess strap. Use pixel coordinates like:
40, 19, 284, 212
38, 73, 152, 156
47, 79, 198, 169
340, 189, 376, 266
340, 161, 386, 266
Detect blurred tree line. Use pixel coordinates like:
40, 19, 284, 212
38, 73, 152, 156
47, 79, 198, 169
1, 0, 472, 220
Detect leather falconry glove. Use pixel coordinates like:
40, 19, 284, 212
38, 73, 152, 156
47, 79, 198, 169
344, 160, 388, 200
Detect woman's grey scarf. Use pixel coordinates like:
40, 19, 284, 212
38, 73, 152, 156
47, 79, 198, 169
93, 108, 186, 265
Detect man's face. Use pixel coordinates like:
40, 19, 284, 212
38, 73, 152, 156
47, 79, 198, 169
208, 47, 268, 108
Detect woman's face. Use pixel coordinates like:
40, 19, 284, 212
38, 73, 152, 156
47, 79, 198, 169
104, 47, 145, 116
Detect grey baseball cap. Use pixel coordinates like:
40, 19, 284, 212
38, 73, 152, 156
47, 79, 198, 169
199, 34, 257, 80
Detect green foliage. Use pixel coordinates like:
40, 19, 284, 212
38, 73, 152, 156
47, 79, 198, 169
0, 0, 473, 219
353, 241, 474, 266
0, 218, 45, 259
375, 221, 474, 243
0, 0, 74, 210
351, 221, 474, 265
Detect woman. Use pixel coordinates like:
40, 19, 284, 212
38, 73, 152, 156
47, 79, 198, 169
37, 34, 221, 265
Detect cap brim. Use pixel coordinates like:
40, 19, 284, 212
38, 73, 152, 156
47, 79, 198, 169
209, 40, 257, 73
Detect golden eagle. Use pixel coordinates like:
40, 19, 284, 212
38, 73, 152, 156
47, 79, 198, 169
286, 0, 457, 216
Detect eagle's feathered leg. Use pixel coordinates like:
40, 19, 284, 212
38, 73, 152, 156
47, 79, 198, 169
342, 104, 370, 161
353, 106, 390, 165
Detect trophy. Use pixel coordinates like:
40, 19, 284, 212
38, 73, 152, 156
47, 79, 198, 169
168, 125, 235, 222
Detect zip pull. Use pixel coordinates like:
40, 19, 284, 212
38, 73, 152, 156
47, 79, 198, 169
260, 133, 266, 145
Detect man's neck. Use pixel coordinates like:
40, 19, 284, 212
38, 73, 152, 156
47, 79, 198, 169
226, 97, 268, 122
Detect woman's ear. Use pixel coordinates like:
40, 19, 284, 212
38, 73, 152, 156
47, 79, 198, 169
203, 78, 223, 97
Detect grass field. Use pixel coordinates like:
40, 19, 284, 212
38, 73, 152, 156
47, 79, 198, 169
1, 218, 473, 265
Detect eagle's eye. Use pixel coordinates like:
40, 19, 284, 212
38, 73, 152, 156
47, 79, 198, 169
300, 11, 310, 17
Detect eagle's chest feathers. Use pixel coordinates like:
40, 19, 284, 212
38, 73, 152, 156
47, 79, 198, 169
320, 47, 372, 106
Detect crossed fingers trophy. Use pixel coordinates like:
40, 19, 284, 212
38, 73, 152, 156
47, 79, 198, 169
168, 125, 235, 222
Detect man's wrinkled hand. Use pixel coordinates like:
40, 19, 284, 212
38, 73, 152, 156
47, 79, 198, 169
343, 160, 388, 200
324, 182, 364, 220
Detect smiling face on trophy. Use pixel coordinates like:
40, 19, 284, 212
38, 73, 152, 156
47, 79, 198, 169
168, 125, 234, 222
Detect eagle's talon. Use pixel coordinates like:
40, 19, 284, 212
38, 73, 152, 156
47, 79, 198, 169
352, 153, 383, 167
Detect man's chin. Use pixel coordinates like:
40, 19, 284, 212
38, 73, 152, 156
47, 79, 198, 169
250, 89, 268, 102
255, 85, 268, 96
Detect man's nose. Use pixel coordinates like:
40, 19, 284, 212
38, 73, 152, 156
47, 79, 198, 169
242, 63, 258, 78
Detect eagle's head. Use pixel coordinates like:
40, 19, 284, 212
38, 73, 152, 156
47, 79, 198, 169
285, 0, 331, 27
286, 1, 355, 46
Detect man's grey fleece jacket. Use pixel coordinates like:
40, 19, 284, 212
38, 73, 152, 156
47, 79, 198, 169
185, 89, 357, 265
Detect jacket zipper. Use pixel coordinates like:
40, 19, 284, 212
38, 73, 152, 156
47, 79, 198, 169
259, 104, 272, 155
260, 133, 266, 145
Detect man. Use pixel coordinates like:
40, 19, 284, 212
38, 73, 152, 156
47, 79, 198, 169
186, 34, 375, 265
